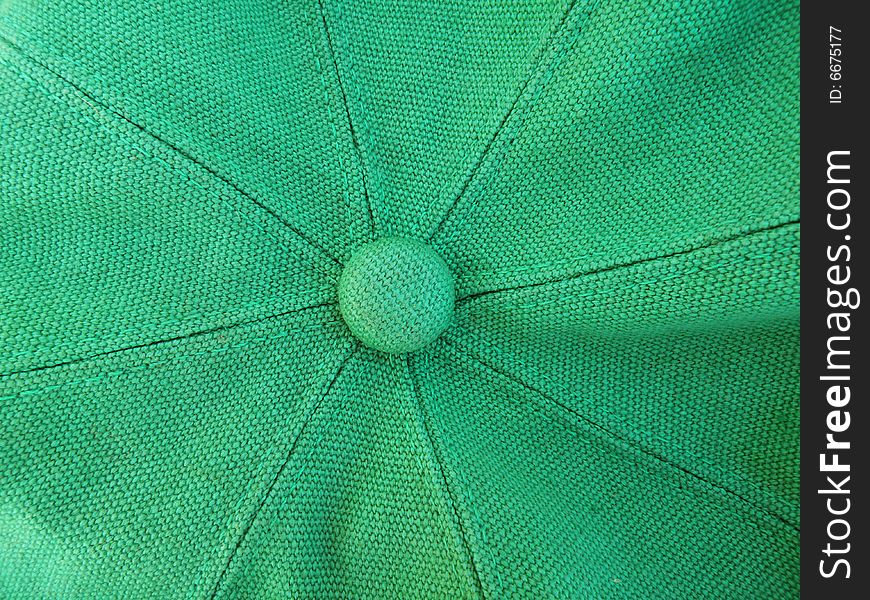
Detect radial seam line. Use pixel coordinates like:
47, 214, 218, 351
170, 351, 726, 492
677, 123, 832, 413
1, 302, 336, 379
426, 0, 583, 241
458, 218, 800, 303
206, 345, 359, 599
407, 357, 487, 599
0, 33, 342, 268
315, 0, 376, 237
444, 337, 799, 534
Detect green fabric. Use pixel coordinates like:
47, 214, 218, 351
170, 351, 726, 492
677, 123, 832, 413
0, 0, 799, 598
338, 237, 455, 355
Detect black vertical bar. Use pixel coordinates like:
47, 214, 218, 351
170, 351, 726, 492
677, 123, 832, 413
801, 0, 867, 596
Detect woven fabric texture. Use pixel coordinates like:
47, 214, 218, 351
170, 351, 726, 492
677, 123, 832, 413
338, 237, 455, 355
1, 0, 799, 598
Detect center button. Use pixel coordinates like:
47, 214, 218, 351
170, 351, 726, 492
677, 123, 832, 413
338, 237, 455, 355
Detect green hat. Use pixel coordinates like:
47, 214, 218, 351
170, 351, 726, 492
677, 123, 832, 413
1, 0, 799, 597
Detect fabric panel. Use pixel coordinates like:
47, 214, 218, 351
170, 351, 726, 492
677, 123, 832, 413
0, 0, 369, 259
212, 350, 477, 599
0, 309, 352, 598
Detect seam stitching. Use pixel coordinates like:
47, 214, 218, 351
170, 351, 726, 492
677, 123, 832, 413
442, 335, 799, 532
454, 214, 798, 287
0, 31, 342, 270
1, 288, 333, 365
305, 9, 355, 246
426, 0, 599, 242
0, 308, 342, 396
0, 18, 283, 205
204, 346, 358, 599
316, 0, 377, 238
406, 357, 487, 599
458, 218, 800, 303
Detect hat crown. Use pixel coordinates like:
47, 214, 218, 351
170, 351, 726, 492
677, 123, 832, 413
338, 237, 455, 354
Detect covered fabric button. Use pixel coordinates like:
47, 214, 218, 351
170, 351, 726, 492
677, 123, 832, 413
338, 237, 455, 354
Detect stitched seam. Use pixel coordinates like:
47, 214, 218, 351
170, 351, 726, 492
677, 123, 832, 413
458, 218, 800, 303
493, 245, 797, 315
0, 302, 336, 379
400, 367, 467, 593
329, 2, 392, 236
426, 0, 599, 242
204, 345, 359, 600
305, 8, 354, 246
442, 334, 799, 532
436, 2, 597, 250
0, 32, 342, 269
455, 213, 798, 287
423, 0, 576, 240
406, 357, 487, 600
1, 288, 334, 365
316, 0, 377, 238
0, 18, 282, 204
186, 441, 280, 600
453, 319, 802, 526
0, 310, 343, 400
448, 325, 794, 504
205, 352, 347, 596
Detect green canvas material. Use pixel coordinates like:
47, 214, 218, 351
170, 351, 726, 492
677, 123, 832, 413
0, 0, 799, 598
